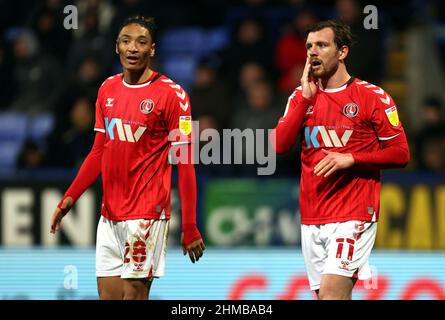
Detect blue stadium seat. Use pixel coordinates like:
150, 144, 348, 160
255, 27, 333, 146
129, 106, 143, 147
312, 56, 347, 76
204, 27, 230, 54
159, 28, 205, 57
0, 141, 23, 169
0, 112, 28, 141
160, 27, 230, 58
0, 113, 28, 170
28, 113, 55, 145
162, 56, 198, 90
159, 27, 230, 89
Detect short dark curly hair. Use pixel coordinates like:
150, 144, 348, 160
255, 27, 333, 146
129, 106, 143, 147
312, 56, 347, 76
118, 15, 156, 42
306, 20, 355, 49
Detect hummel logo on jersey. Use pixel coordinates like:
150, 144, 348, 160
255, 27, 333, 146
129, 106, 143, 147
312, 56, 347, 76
105, 98, 114, 107
105, 117, 146, 142
304, 126, 353, 148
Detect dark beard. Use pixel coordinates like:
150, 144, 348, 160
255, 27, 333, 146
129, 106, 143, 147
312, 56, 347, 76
312, 62, 339, 80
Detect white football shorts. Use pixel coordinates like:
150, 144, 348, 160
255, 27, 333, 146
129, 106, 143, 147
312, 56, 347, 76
96, 215, 169, 279
301, 220, 377, 291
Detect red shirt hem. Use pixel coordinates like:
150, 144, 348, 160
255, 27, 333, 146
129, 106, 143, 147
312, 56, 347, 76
101, 211, 171, 221
301, 215, 377, 225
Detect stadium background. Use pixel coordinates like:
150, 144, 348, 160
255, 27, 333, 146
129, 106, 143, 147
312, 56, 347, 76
0, 0, 444, 300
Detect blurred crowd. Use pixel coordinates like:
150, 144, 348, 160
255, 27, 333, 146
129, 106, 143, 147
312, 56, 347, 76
0, 0, 445, 176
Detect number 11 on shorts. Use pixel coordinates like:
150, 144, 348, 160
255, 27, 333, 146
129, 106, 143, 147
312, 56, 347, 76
336, 238, 355, 261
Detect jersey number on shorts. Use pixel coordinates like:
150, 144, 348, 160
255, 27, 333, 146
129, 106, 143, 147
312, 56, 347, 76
335, 238, 355, 261
124, 240, 147, 263
124, 241, 130, 263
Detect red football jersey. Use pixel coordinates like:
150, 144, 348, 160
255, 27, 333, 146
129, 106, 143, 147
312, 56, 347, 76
282, 78, 406, 225
94, 72, 192, 221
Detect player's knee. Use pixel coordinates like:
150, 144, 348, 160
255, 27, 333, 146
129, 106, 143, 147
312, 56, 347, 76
319, 274, 354, 300
318, 288, 351, 300
99, 288, 122, 300
123, 279, 149, 300
97, 277, 123, 300
123, 289, 147, 300
123, 291, 144, 300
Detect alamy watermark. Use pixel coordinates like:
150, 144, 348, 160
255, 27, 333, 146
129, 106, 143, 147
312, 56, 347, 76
63, 4, 378, 30
363, 265, 379, 290
169, 122, 277, 176
363, 5, 378, 30
63, 5, 78, 30
64, 265, 78, 290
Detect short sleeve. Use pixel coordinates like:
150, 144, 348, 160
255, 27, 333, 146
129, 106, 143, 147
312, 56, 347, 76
94, 85, 105, 133
163, 85, 193, 145
369, 90, 405, 141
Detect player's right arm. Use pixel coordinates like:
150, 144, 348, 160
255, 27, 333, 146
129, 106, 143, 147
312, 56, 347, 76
270, 57, 315, 154
51, 83, 107, 234
50, 132, 105, 234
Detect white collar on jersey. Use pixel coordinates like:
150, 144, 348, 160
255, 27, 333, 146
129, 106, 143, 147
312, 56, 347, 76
318, 77, 355, 93
122, 79, 152, 88
318, 82, 348, 93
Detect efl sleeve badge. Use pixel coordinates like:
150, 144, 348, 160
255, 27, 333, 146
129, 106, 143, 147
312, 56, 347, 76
179, 116, 192, 135
385, 106, 400, 126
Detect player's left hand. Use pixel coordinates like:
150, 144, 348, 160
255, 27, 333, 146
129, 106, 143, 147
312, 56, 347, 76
181, 233, 205, 264
314, 149, 355, 177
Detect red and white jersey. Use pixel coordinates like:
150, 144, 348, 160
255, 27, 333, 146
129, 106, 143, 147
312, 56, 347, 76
286, 77, 405, 225
94, 72, 192, 221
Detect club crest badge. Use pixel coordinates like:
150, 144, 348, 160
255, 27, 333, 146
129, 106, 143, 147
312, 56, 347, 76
140, 99, 154, 114
343, 103, 359, 118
